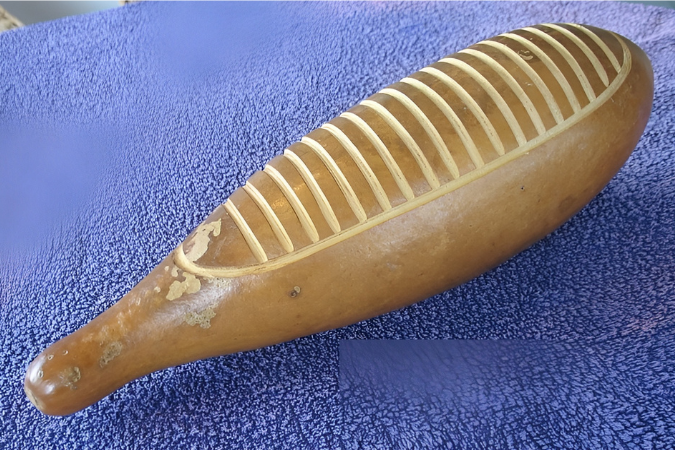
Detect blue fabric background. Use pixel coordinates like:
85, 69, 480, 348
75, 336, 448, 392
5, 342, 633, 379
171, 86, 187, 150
0, 2, 673, 448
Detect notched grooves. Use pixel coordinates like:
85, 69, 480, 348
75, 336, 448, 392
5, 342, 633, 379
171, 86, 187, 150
223, 199, 268, 263
263, 164, 320, 243
177, 25, 631, 277
361, 99, 441, 189
301, 137, 368, 222
523, 26, 596, 102
543, 23, 609, 87
421, 66, 505, 156
380, 87, 460, 179
478, 39, 564, 124
401, 76, 485, 169
440, 57, 528, 146
242, 182, 294, 254
340, 112, 416, 201
501, 32, 582, 113
460, 48, 547, 135
566, 23, 622, 73
283, 149, 341, 234
322, 123, 392, 211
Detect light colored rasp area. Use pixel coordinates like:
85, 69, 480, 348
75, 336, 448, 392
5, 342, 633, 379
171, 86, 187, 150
175, 32, 630, 278
242, 182, 294, 253
566, 23, 622, 73
380, 87, 460, 179
340, 111, 416, 200
301, 137, 368, 222
223, 199, 268, 263
543, 23, 609, 86
460, 48, 547, 135
401, 76, 484, 168
523, 27, 596, 102
263, 164, 320, 243
322, 123, 392, 211
477, 39, 564, 124
283, 149, 342, 234
440, 57, 528, 146
501, 32, 582, 113
362, 99, 440, 189
421, 66, 506, 155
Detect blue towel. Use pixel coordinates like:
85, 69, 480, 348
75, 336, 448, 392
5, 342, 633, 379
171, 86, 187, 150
1, 2, 673, 448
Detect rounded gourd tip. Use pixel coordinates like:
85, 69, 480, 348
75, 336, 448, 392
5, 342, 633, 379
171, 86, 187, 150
24, 356, 52, 415
23, 349, 85, 416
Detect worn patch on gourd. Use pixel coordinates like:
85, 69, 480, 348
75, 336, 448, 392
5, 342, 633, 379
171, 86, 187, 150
167, 270, 201, 300
184, 307, 216, 328
99, 342, 123, 368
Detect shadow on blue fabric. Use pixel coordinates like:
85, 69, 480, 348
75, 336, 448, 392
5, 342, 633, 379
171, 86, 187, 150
340, 339, 674, 448
0, 2, 673, 449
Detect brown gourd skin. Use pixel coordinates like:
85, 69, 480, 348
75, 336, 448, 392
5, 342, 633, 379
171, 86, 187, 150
24, 24, 653, 416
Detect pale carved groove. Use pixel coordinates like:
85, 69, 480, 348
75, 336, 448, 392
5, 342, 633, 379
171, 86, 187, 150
459, 48, 547, 135
420, 66, 506, 156
283, 149, 341, 234
401, 76, 485, 169
477, 39, 564, 124
263, 164, 320, 243
567, 23, 621, 73
361, 99, 441, 189
321, 123, 392, 211
223, 199, 268, 264
301, 136, 368, 222
501, 32, 582, 113
439, 57, 528, 146
340, 112, 416, 201
380, 88, 460, 179
543, 23, 609, 86
242, 182, 294, 253
522, 27, 596, 102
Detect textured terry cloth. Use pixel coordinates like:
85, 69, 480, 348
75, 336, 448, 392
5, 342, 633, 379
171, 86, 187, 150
339, 339, 675, 448
0, 1, 673, 448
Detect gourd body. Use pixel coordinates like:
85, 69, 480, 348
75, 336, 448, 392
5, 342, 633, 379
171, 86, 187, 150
24, 23, 653, 416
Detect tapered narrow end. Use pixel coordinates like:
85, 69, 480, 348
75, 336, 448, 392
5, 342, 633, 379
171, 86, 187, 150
22, 253, 240, 416
23, 340, 89, 416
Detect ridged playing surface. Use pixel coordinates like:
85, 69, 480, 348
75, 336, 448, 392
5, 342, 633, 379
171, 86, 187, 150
176, 23, 630, 277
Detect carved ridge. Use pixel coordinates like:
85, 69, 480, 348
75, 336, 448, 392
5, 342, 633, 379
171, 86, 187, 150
362, 99, 441, 189
175, 28, 630, 278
